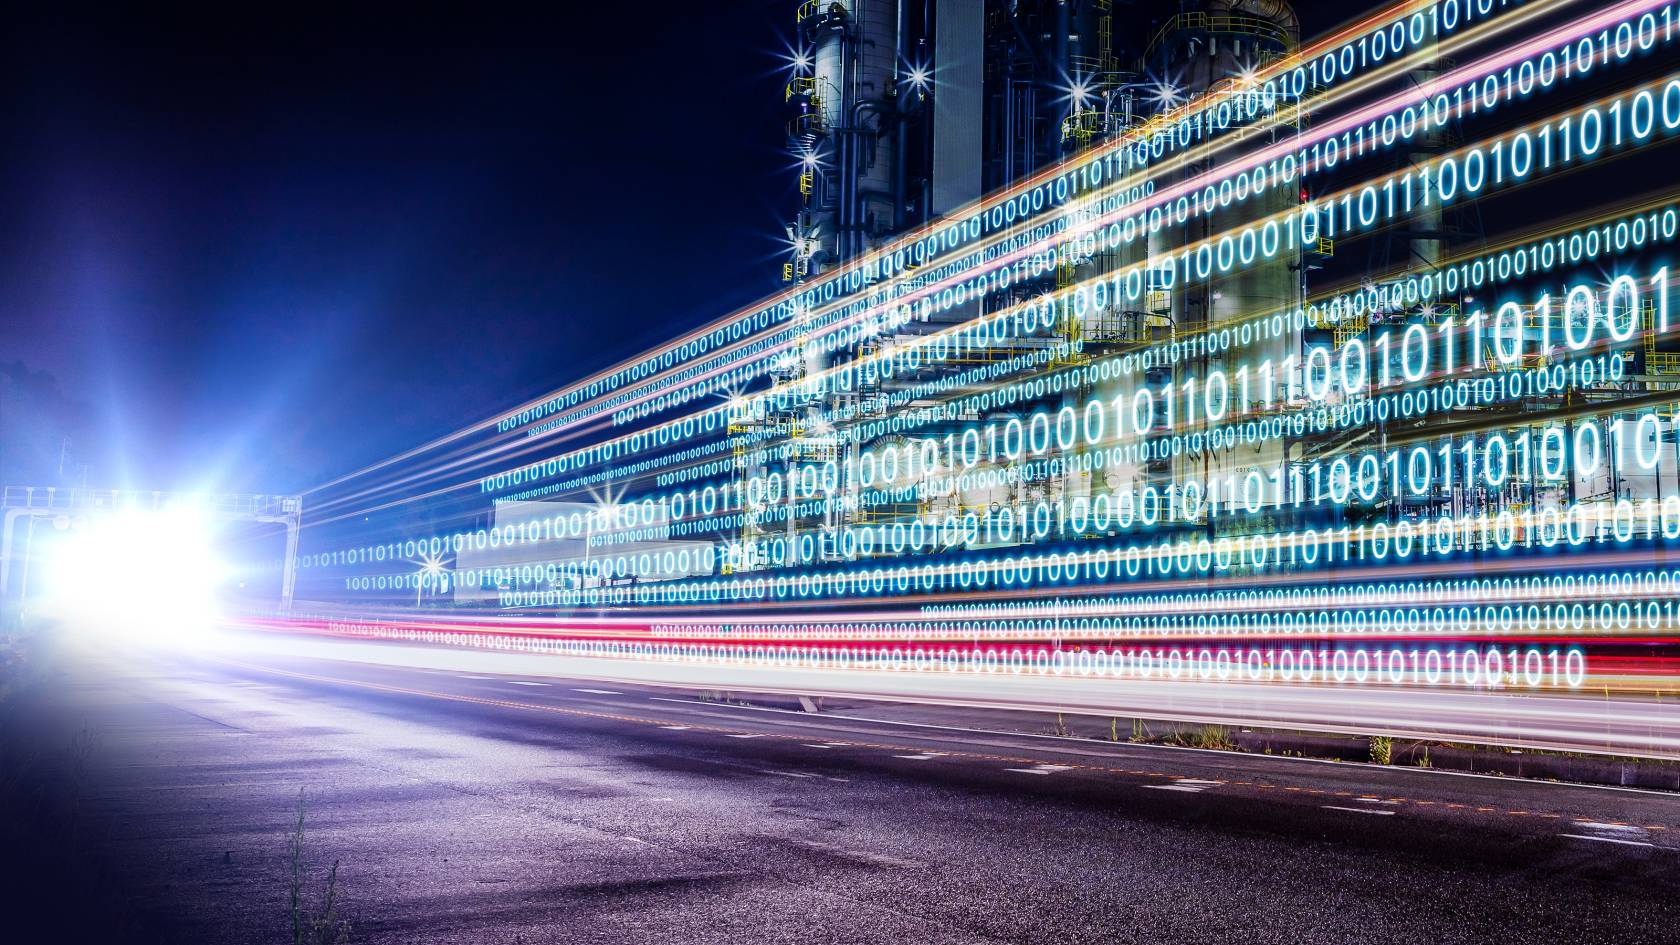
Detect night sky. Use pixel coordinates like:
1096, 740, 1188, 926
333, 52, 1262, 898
0, 1, 1625, 498
2, 3, 792, 494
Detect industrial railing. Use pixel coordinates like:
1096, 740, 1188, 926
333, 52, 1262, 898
785, 75, 816, 102
1332, 312, 1368, 348
1059, 109, 1108, 146
795, 0, 847, 28
1640, 300, 1680, 374
787, 110, 825, 142
1144, 12, 1297, 60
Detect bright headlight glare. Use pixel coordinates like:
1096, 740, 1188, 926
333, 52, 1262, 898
40, 507, 225, 643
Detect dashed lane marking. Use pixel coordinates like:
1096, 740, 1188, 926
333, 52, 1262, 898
1560, 833, 1658, 848
1323, 805, 1397, 816
573, 688, 622, 695
207, 657, 1675, 834
507, 681, 549, 687
788, 839, 924, 869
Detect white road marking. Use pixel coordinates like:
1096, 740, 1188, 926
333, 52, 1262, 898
1005, 764, 1071, 775
573, 688, 621, 695
894, 753, 945, 760
805, 743, 847, 749
1322, 805, 1397, 816
1354, 797, 1400, 805
763, 770, 818, 779
788, 839, 923, 869
531, 697, 1680, 800
1144, 777, 1223, 793
457, 675, 496, 680
660, 725, 691, 731
1560, 833, 1657, 848
1573, 820, 1644, 832
506, 681, 549, 687
725, 733, 765, 739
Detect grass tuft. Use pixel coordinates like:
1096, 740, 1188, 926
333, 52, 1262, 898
1165, 725, 1234, 751
289, 790, 351, 945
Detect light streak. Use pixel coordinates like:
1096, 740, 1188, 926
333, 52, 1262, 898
304, 0, 1559, 503
351, 0, 1672, 519
259, 0, 1680, 761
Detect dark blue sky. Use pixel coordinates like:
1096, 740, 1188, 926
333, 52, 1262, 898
3, 0, 1599, 498
2, 4, 792, 493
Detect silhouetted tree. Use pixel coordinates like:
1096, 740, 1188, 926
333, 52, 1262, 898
0, 362, 94, 487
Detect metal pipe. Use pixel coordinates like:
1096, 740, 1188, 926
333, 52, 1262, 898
16, 515, 40, 612
1004, 5, 1037, 60
836, 126, 852, 261
892, 111, 908, 231
1051, 0, 1071, 158
837, 28, 856, 262
892, 0, 907, 88
851, 99, 892, 250
1, 508, 33, 597
280, 497, 302, 611
890, 0, 909, 230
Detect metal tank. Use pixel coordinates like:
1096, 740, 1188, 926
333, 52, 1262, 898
1141, 0, 1302, 521
800, 0, 900, 268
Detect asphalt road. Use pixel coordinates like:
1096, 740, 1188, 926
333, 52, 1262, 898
30, 637, 1680, 944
